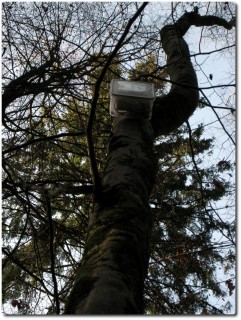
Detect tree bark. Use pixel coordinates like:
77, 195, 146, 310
65, 116, 156, 314
151, 20, 199, 136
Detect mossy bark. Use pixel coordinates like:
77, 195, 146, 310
65, 115, 156, 314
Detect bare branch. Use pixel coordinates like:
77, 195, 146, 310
45, 191, 60, 314
3, 131, 85, 155
86, 2, 148, 199
200, 89, 236, 146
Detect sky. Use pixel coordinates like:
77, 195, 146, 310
186, 11, 237, 316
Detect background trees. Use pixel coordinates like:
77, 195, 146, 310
2, 2, 235, 315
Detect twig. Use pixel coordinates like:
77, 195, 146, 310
200, 89, 236, 146
2, 191, 31, 270
3, 131, 85, 155
86, 2, 149, 199
45, 190, 60, 314
186, 121, 235, 246
2, 247, 54, 297
186, 120, 207, 210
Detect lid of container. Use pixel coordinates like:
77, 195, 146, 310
110, 79, 155, 99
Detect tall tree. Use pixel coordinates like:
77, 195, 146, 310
2, 2, 235, 315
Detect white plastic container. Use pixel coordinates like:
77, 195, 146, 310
110, 79, 155, 119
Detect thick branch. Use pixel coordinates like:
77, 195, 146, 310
151, 9, 235, 137
174, 9, 235, 37
2, 60, 53, 109
151, 25, 199, 136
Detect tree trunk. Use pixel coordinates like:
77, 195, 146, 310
65, 116, 156, 314
65, 10, 200, 315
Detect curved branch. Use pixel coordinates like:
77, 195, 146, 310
2, 60, 53, 109
151, 25, 199, 136
86, 2, 148, 199
173, 8, 235, 37
3, 131, 85, 155
151, 8, 235, 137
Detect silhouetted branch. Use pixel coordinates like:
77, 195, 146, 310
2, 247, 54, 297
200, 89, 236, 146
86, 2, 148, 199
3, 131, 85, 155
172, 7, 235, 38
45, 191, 60, 314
